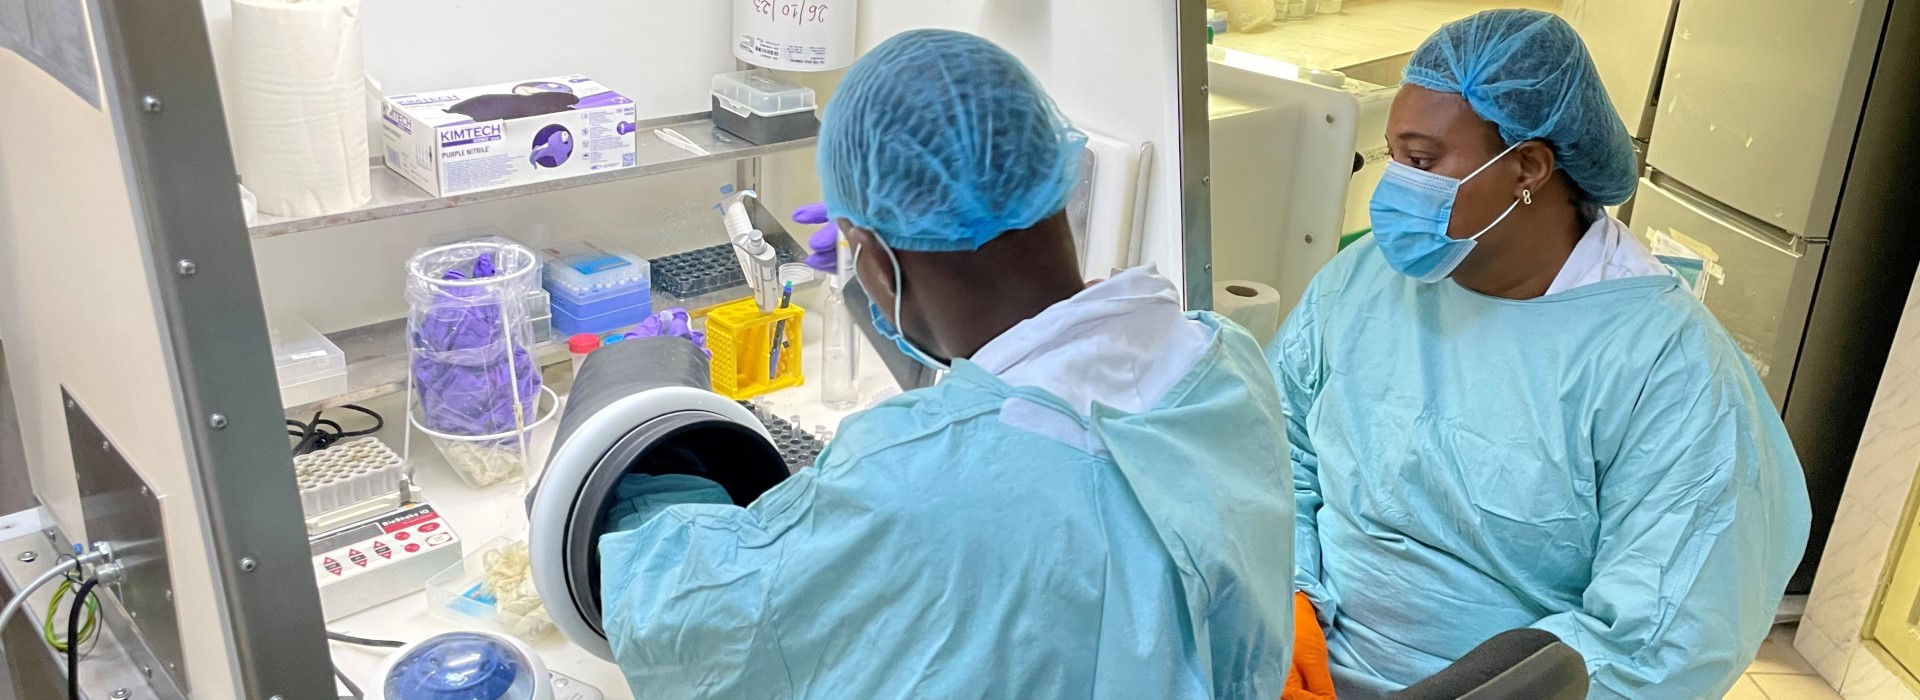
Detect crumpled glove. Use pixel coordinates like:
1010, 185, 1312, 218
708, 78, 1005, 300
629, 308, 709, 358
1283, 591, 1337, 700
793, 202, 840, 274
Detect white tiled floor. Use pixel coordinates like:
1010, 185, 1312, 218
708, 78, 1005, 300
1729, 626, 1843, 699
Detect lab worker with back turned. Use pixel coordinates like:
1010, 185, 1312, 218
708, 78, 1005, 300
595, 29, 1295, 698
1271, 10, 1811, 700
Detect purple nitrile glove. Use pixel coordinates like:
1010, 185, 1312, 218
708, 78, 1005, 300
630, 308, 711, 358
793, 202, 839, 274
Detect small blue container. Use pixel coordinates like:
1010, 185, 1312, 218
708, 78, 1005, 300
551, 296, 652, 336
548, 283, 649, 319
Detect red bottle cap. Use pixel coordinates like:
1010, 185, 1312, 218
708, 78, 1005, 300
568, 333, 601, 354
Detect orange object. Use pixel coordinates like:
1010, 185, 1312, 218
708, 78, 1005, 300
1284, 592, 1337, 700
705, 297, 805, 399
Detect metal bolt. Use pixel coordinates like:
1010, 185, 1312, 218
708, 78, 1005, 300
111, 690, 130, 700
1325, 114, 1335, 123
1204, 262, 1214, 272
1200, 175, 1211, 186
1199, 85, 1210, 94
65, 399, 75, 409
17, 551, 36, 563
239, 557, 258, 572
139, 485, 149, 496
209, 413, 228, 429
1305, 234, 1316, 244
101, 440, 111, 452
143, 665, 152, 678
141, 95, 162, 113
130, 610, 139, 620
175, 259, 197, 277
168, 662, 178, 672
164, 589, 172, 601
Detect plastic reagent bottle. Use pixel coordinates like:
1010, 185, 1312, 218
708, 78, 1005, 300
820, 270, 860, 410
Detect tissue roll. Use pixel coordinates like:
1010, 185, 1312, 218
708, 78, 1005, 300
1214, 280, 1283, 348
229, 0, 370, 218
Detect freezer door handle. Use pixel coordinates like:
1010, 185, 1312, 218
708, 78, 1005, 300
1646, 170, 1806, 257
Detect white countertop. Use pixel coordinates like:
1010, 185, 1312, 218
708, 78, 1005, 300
326, 332, 897, 698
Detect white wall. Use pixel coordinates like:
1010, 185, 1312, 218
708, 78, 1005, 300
0, 35, 243, 698
1797, 269, 1920, 700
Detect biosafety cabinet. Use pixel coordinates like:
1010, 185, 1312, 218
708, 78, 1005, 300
0, 0, 1361, 696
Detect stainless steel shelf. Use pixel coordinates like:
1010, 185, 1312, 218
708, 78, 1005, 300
249, 111, 817, 239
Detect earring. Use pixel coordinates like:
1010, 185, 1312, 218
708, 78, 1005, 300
1522, 189, 1533, 205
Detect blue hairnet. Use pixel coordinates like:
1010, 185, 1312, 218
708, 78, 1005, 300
819, 29, 1087, 252
1404, 9, 1637, 206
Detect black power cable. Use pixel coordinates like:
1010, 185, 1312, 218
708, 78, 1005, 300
66, 577, 98, 700
334, 663, 364, 699
288, 404, 384, 456
327, 630, 406, 648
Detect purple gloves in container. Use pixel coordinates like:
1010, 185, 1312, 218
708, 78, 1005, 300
410, 252, 542, 439
794, 202, 840, 274
405, 237, 545, 488
629, 308, 709, 358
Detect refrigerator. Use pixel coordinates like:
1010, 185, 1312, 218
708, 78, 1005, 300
1575, 0, 1920, 591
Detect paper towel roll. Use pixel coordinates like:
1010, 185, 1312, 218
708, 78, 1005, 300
1215, 280, 1283, 347
229, 0, 370, 218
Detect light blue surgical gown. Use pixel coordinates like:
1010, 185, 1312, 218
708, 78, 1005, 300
1269, 238, 1811, 700
599, 314, 1294, 698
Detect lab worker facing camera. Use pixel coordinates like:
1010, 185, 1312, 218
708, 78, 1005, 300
594, 29, 1296, 698
1270, 10, 1811, 700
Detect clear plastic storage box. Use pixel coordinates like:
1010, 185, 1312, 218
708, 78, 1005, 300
527, 288, 553, 344
711, 69, 820, 145
271, 317, 348, 408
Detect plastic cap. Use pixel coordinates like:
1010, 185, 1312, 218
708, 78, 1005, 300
567, 333, 601, 355
603, 334, 626, 345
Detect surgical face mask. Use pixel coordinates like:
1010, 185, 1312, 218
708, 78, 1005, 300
853, 238, 951, 372
1369, 142, 1523, 283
